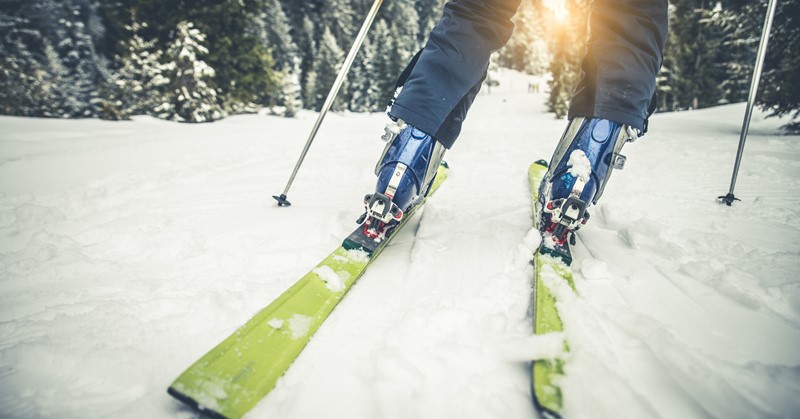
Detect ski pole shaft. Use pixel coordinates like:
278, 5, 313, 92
274, 0, 384, 207
725, 0, 778, 198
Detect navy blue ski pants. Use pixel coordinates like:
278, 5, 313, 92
389, 0, 669, 149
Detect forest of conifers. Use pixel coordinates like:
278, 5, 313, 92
1, 0, 797, 131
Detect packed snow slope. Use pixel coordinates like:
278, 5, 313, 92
1, 69, 799, 419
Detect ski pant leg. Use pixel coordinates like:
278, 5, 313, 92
389, 0, 521, 149
568, 0, 669, 133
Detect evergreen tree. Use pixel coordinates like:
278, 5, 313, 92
157, 21, 222, 123
737, 0, 800, 132
47, 0, 107, 117
347, 36, 379, 112
708, 3, 758, 104
308, 26, 346, 111
369, 19, 396, 111
303, 68, 318, 112
0, 2, 54, 116
2, 0, 109, 118
661, 0, 727, 110
133, 0, 279, 110
114, 21, 167, 115
299, 16, 317, 107
546, 0, 590, 118
385, 1, 421, 73
262, 0, 297, 71
280, 57, 303, 117
278, 0, 321, 31
656, 8, 680, 112
95, 0, 132, 60
319, 0, 356, 50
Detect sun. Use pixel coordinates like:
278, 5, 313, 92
542, 0, 569, 23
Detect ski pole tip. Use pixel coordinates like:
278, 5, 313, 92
717, 193, 740, 206
273, 194, 292, 207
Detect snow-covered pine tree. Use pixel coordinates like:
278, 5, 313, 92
260, 0, 302, 116
281, 57, 303, 117
302, 68, 317, 112
262, 0, 298, 71
276, 0, 316, 31
755, 0, 800, 132
705, 3, 757, 105
114, 21, 168, 115
157, 21, 222, 123
308, 26, 346, 112
7, 0, 108, 118
319, 0, 356, 51
45, 0, 107, 118
347, 36, 378, 112
130, 0, 279, 113
660, 0, 726, 110
299, 15, 317, 108
368, 19, 395, 112
385, 2, 420, 75
0, 5, 54, 116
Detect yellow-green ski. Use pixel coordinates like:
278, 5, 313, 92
529, 160, 575, 419
168, 163, 449, 418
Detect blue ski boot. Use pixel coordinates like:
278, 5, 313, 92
539, 117, 639, 264
348, 121, 445, 252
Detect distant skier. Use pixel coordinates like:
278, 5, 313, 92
359, 0, 668, 259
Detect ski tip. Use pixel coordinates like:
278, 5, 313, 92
167, 386, 230, 419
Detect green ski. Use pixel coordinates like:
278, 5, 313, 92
529, 160, 576, 419
168, 163, 449, 418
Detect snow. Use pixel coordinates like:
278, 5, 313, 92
567, 150, 591, 181
312, 265, 347, 292
287, 315, 312, 340
1, 68, 799, 419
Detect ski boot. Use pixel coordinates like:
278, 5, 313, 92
539, 117, 639, 264
345, 120, 446, 253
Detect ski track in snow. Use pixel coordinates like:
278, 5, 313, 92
1, 69, 799, 419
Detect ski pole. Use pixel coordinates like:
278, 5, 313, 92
718, 0, 778, 206
273, 0, 384, 207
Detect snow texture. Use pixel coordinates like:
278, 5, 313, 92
287, 315, 312, 340
567, 150, 591, 181
313, 265, 347, 292
1, 69, 799, 419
